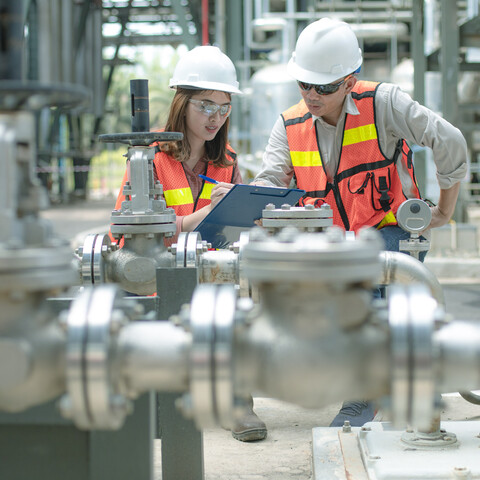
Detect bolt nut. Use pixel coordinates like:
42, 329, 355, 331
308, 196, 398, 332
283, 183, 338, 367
357, 227, 382, 245
230, 241, 240, 254
325, 226, 345, 243
110, 309, 127, 334
110, 394, 133, 415
277, 226, 298, 242
170, 314, 182, 327
237, 297, 254, 313
342, 420, 352, 432
176, 303, 191, 330
58, 395, 73, 419
175, 394, 194, 419
249, 226, 268, 242
58, 310, 70, 333
453, 467, 470, 478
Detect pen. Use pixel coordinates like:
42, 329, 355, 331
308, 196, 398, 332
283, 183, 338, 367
198, 174, 219, 184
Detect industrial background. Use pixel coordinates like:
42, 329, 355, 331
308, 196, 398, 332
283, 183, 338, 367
11, 0, 480, 218
2, 1, 480, 480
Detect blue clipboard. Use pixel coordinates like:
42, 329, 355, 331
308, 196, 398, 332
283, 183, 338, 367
194, 184, 305, 249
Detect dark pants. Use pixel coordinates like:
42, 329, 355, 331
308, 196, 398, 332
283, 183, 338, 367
378, 225, 427, 262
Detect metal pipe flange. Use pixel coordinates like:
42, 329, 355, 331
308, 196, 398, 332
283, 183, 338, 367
242, 226, 383, 285
61, 285, 134, 430
261, 203, 333, 232
185, 284, 236, 429
172, 231, 207, 268
79, 233, 112, 284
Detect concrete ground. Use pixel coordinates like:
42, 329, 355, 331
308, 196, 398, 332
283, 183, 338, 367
168, 394, 480, 480
41, 196, 480, 479
199, 399, 340, 480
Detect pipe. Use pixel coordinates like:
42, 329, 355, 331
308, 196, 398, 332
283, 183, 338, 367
229, 229, 391, 407
130, 79, 149, 133
198, 249, 239, 284
202, 0, 208, 45
0, 1, 24, 80
0, 296, 66, 412
379, 251, 445, 307
435, 320, 480, 393
214, 0, 226, 50
234, 284, 391, 407
116, 322, 191, 395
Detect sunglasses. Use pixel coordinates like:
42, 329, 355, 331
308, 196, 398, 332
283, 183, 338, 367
297, 76, 351, 95
189, 99, 232, 117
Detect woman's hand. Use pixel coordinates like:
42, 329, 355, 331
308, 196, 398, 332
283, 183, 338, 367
210, 182, 234, 208
182, 182, 234, 232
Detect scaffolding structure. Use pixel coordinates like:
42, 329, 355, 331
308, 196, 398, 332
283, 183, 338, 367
20, 0, 480, 217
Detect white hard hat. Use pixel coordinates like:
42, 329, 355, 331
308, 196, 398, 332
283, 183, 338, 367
287, 18, 363, 85
169, 45, 242, 94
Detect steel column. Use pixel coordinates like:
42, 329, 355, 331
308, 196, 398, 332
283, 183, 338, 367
156, 267, 204, 480
411, 0, 427, 196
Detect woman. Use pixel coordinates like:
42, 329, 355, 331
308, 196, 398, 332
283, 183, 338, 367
114, 46, 266, 443
114, 45, 243, 245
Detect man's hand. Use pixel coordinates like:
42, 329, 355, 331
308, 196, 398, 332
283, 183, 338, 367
425, 183, 461, 230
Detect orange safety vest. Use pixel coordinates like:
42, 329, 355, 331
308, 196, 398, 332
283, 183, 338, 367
153, 147, 237, 215
113, 146, 237, 215
283, 81, 421, 232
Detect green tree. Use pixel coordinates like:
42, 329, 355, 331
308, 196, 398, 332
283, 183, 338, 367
104, 46, 181, 134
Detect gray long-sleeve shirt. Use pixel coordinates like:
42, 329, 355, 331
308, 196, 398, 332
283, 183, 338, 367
254, 82, 468, 195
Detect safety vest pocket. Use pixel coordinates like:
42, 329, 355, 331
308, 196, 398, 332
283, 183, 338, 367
347, 171, 373, 195
371, 170, 393, 212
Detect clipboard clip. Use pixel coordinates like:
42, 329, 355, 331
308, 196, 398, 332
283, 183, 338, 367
250, 188, 288, 197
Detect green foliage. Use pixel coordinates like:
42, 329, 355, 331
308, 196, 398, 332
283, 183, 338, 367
103, 46, 180, 133
90, 46, 182, 196
89, 146, 127, 197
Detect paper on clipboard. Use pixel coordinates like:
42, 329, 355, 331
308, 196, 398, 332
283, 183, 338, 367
194, 184, 305, 249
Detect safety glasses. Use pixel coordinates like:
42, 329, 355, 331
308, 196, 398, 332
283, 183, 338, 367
189, 99, 232, 117
297, 76, 351, 95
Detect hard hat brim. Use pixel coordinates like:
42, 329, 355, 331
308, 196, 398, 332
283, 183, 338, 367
169, 80, 243, 95
287, 57, 355, 86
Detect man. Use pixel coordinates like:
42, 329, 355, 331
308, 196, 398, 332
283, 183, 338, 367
253, 17, 467, 426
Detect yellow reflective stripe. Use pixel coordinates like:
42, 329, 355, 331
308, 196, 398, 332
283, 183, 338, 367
343, 124, 377, 147
164, 187, 194, 206
199, 183, 214, 200
291, 151, 322, 167
376, 211, 397, 229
